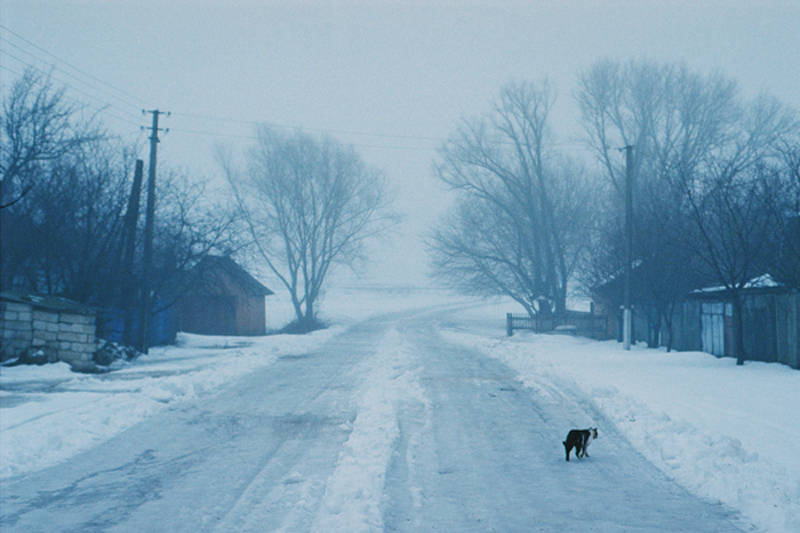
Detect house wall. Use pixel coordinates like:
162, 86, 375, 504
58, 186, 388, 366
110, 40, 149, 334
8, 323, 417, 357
654, 301, 702, 352
743, 294, 778, 363
591, 299, 650, 343
666, 293, 799, 369
737, 293, 798, 367
235, 293, 266, 336
176, 266, 267, 337
775, 294, 799, 369
1, 299, 97, 363
594, 284, 799, 369
178, 295, 237, 336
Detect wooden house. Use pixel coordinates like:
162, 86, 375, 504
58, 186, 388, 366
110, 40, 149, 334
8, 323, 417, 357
592, 272, 800, 369
176, 256, 273, 336
675, 275, 799, 368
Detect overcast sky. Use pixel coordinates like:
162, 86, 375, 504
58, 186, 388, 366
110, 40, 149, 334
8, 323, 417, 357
3, 1, 799, 286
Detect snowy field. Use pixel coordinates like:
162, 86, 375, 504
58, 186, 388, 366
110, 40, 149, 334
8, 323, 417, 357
2, 287, 799, 532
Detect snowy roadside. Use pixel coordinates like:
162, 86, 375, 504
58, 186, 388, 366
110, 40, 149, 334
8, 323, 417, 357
0, 287, 463, 483
442, 326, 800, 533
0, 328, 342, 479
312, 327, 426, 533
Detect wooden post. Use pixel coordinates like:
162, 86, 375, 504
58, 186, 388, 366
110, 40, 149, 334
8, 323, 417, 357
507, 313, 513, 337
122, 159, 144, 347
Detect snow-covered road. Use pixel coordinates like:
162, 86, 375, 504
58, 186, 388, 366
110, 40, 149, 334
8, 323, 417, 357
383, 313, 742, 532
1, 305, 745, 531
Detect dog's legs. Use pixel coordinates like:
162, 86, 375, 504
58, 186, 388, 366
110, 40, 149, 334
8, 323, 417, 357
564, 442, 570, 461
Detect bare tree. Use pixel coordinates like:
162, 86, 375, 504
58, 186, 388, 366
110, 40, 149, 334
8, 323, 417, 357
156, 171, 243, 292
1, 69, 241, 352
578, 59, 796, 361
767, 133, 800, 289
222, 127, 394, 332
577, 60, 744, 348
680, 95, 796, 364
1, 132, 131, 300
1, 68, 99, 209
431, 81, 596, 317
430, 193, 539, 316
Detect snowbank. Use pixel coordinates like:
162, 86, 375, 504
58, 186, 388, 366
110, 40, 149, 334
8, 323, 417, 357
442, 325, 800, 533
0, 329, 340, 479
313, 327, 426, 532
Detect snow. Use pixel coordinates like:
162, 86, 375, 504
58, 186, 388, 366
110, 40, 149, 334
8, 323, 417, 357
0, 328, 342, 479
445, 301, 800, 533
693, 273, 783, 293
0, 286, 457, 481
313, 327, 426, 532
2, 288, 798, 532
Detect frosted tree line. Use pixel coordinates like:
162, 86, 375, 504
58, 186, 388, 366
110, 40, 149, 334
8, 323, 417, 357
1, 68, 394, 339
429, 59, 799, 364
2, 61, 798, 352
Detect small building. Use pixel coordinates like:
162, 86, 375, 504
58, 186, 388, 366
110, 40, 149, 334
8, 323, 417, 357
592, 272, 800, 369
674, 275, 800, 368
1, 292, 98, 364
175, 256, 273, 336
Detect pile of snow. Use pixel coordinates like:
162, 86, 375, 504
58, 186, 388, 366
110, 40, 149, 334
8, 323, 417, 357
313, 327, 426, 532
443, 321, 800, 533
0, 328, 341, 479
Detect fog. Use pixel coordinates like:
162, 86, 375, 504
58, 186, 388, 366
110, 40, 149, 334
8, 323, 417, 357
3, 0, 798, 286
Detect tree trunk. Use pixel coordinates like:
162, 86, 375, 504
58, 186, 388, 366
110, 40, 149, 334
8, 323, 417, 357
731, 291, 746, 366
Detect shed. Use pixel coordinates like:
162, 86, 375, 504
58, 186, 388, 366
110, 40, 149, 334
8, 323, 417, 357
176, 256, 273, 336
678, 275, 800, 368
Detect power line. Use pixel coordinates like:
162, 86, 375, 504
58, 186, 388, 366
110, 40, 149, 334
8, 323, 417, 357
167, 126, 440, 152
0, 63, 24, 78
0, 37, 143, 117
171, 113, 593, 153
0, 24, 149, 109
1, 50, 143, 124
0, 44, 142, 121
0, 27, 595, 156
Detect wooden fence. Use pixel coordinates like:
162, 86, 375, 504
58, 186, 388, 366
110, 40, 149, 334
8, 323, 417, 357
506, 311, 609, 339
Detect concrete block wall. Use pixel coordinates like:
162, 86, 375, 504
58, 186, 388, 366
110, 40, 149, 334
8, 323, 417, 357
50, 312, 97, 363
1, 300, 34, 360
1, 297, 97, 363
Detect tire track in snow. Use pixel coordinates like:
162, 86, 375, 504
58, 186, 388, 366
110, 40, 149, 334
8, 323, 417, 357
311, 327, 427, 532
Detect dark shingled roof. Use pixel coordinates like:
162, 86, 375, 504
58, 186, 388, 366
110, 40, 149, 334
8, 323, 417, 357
195, 256, 274, 296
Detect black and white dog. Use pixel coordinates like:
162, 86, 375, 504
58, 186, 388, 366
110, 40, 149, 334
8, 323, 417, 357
563, 427, 598, 461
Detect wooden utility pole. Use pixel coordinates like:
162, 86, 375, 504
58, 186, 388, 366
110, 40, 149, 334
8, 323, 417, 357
139, 109, 168, 353
121, 159, 144, 347
623, 145, 634, 350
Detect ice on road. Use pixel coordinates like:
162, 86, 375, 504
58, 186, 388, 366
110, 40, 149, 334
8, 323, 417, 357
0, 306, 743, 532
